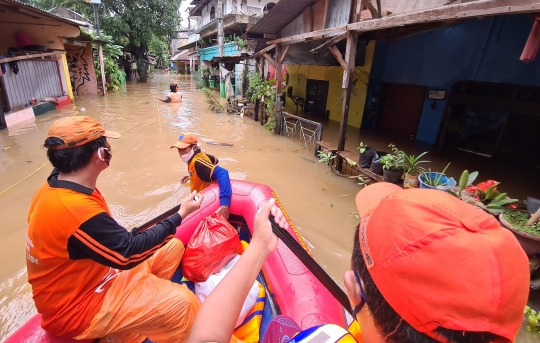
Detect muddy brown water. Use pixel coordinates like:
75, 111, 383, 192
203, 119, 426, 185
0, 74, 537, 342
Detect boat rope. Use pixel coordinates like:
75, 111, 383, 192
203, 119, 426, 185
0, 162, 50, 196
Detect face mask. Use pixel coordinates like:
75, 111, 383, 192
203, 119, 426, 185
180, 147, 195, 164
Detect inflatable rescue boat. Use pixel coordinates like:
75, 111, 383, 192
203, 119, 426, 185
6, 180, 347, 342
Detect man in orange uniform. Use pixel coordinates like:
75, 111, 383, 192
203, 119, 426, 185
158, 82, 182, 103
171, 132, 232, 219
26, 116, 203, 343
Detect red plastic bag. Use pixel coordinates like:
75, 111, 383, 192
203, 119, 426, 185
182, 213, 243, 282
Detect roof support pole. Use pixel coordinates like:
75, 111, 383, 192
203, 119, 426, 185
337, 31, 358, 172
274, 44, 283, 135
93, 3, 107, 96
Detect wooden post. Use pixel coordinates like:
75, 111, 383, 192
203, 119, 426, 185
337, 32, 358, 172
275, 44, 283, 135
254, 57, 261, 122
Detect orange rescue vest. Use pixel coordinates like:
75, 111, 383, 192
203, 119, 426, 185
188, 151, 216, 193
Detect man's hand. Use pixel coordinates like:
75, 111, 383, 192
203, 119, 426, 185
216, 206, 230, 220
252, 198, 287, 254
179, 191, 203, 219
181, 175, 190, 184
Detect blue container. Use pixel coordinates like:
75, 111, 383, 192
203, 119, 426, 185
419, 172, 456, 190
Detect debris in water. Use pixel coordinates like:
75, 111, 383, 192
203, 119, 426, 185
241, 146, 245, 149
330, 204, 334, 208
3, 147, 10, 150
337, 194, 351, 197
80, 107, 86, 111
206, 141, 233, 147
301, 157, 316, 163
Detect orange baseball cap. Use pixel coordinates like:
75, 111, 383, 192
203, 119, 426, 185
45, 116, 120, 150
170, 133, 198, 149
355, 183, 529, 342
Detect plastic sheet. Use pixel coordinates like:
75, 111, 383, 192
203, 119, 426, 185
182, 213, 243, 282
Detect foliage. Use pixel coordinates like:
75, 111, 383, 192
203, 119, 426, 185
30, 0, 181, 82
504, 211, 540, 236
317, 149, 336, 165
402, 151, 429, 176
148, 33, 169, 69
357, 142, 367, 154
246, 71, 277, 131
82, 28, 125, 91
225, 35, 247, 49
452, 170, 518, 213
525, 306, 540, 333
420, 163, 451, 187
201, 88, 225, 112
379, 143, 405, 172
198, 37, 206, 48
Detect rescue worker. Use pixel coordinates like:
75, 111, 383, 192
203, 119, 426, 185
187, 183, 530, 343
159, 82, 182, 103
171, 132, 232, 219
26, 116, 203, 343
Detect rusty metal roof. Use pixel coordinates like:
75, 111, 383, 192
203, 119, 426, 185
247, 0, 317, 35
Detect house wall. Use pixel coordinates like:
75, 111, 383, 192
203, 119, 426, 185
65, 42, 98, 95
285, 41, 375, 128
199, 0, 272, 26
281, 0, 352, 36
368, 14, 540, 144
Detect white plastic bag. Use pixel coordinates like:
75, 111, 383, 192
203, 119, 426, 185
195, 254, 260, 327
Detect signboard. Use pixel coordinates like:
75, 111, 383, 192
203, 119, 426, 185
428, 90, 446, 100
87, 0, 101, 3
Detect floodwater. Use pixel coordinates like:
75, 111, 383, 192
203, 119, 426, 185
0, 74, 537, 342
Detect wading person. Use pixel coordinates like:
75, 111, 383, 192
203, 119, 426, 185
26, 116, 203, 343
158, 82, 182, 103
187, 183, 530, 343
171, 132, 232, 219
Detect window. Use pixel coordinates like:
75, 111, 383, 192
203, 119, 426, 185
210, 6, 215, 20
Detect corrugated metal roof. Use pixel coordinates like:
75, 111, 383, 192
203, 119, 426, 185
1, 0, 80, 26
247, 0, 317, 35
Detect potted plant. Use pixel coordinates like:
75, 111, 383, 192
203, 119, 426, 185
317, 149, 336, 166
379, 144, 405, 183
419, 163, 455, 190
370, 151, 388, 175
357, 142, 376, 168
401, 151, 429, 189
499, 210, 540, 255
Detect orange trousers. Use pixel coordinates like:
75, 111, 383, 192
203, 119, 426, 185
75, 238, 201, 343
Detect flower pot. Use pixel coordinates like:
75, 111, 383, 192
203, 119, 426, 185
499, 214, 540, 255
383, 168, 403, 184
419, 172, 456, 190
358, 147, 376, 168
403, 173, 419, 189
370, 152, 387, 175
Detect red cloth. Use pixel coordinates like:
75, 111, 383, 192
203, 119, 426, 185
520, 15, 540, 62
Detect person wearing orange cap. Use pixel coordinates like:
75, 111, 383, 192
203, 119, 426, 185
159, 82, 182, 103
187, 183, 530, 343
171, 132, 232, 219
26, 116, 204, 343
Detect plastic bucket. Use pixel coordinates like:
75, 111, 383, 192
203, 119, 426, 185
209, 79, 215, 88
419, 172, 456, 190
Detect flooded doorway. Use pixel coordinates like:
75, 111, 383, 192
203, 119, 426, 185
304, 79, 329, 118
379, 83, 426, 139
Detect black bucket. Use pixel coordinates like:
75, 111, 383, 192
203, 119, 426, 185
383, 168, 403, 184
370, 152, 388, 175
358, 147, 376, 168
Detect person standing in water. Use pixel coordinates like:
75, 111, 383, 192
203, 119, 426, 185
159, 82, 182, 103
171, 132, 232, 219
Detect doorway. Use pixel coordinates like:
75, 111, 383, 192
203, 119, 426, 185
379, 83, 427, 138
304, 79, 329, 118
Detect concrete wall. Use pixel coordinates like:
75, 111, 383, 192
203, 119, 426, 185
199, 0, 272, 25
65, 42, 98, 95
285, 41, 375, 128
369, 14, 540, 144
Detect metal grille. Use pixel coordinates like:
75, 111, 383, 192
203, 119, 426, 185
2, 60, 63, 111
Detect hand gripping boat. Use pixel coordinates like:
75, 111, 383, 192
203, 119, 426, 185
6, 180, 347, 342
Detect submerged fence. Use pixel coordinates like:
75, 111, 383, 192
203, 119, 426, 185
1, 60, 63, 111
281, 111, 323, 155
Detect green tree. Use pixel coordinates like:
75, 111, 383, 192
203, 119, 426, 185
149, 33, 170, 69
30, 0, 181, 82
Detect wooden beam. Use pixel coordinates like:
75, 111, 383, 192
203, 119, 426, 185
348, 0, 540, 32
328, 45, 346, 70
0, 51, 64, 63
310, 32, 349, 54
280, 45, 290, 64
262, 53, 276, 68
323, 0, 329, 29
275, 44, 283, 134
337, 32, 358, 163
251, 44, 276, 58
267, 26, 347, 45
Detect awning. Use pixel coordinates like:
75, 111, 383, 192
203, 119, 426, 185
209, 53, 252, 64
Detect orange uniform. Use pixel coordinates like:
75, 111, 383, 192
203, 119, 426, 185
26, 170, 179, 337
187, 150, 218, 193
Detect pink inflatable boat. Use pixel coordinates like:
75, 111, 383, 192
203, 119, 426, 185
6, 180, 346, 342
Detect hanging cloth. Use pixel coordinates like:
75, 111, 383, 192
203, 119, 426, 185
520, 14, 540, 62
